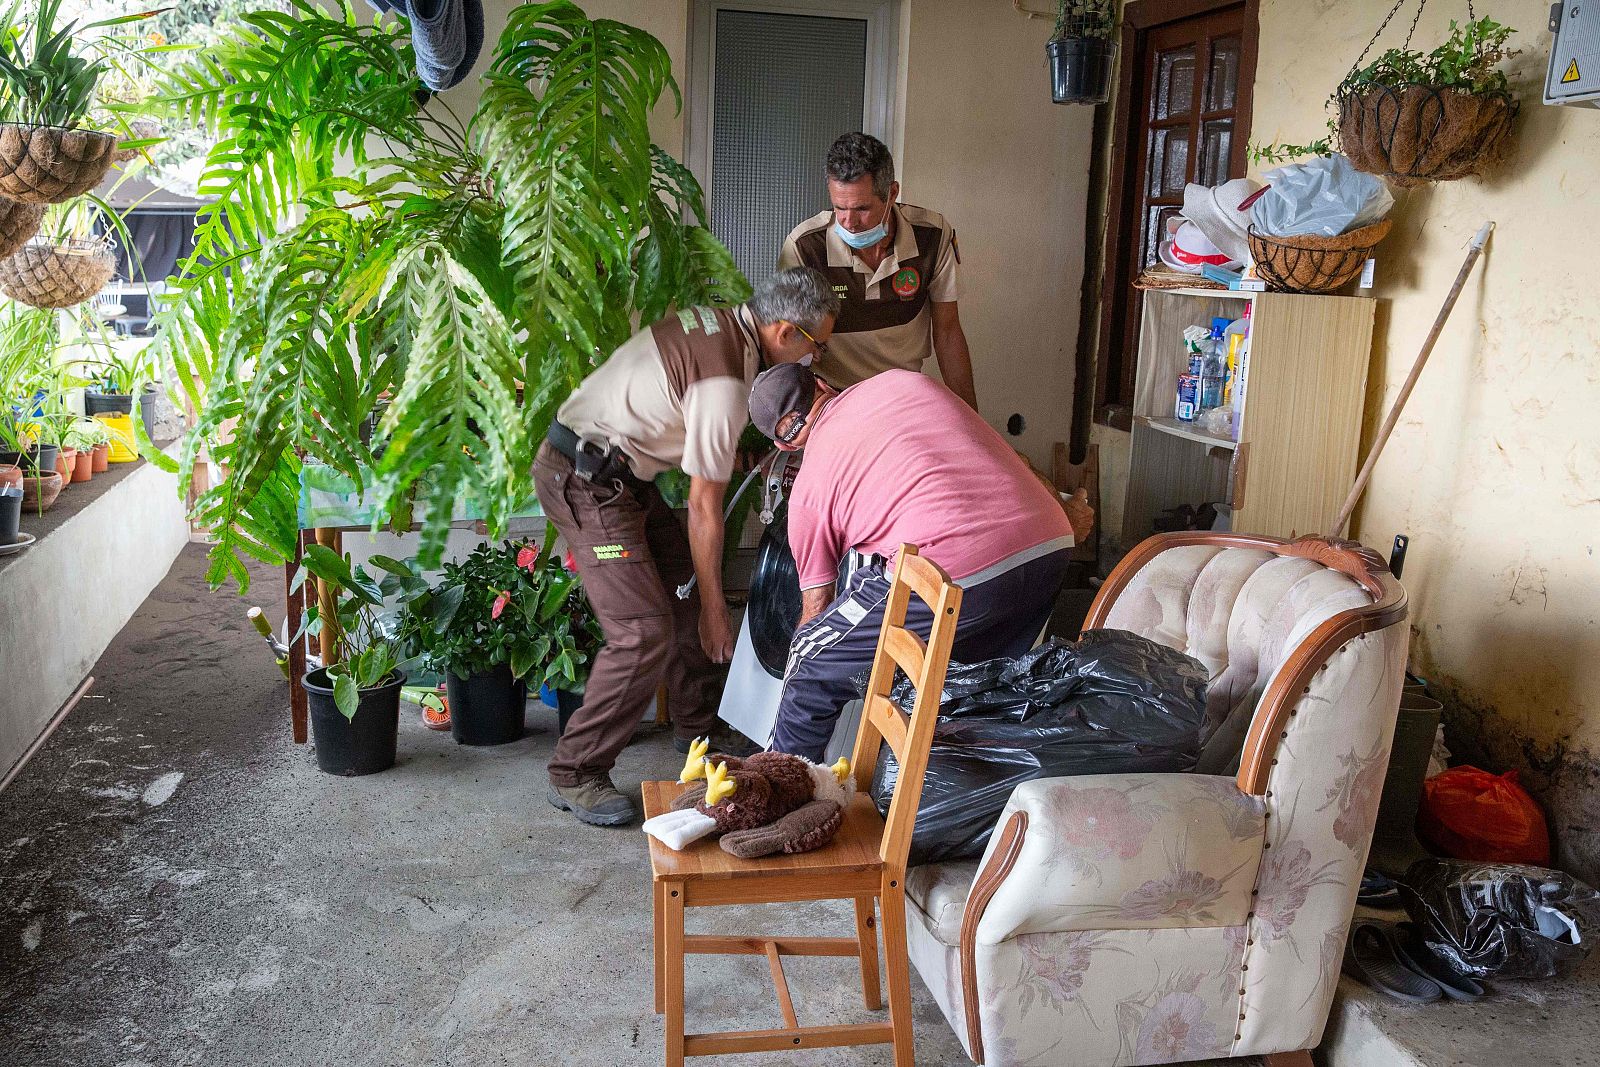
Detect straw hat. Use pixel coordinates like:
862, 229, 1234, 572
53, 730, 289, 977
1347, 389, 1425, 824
1182, 178, 1264, 265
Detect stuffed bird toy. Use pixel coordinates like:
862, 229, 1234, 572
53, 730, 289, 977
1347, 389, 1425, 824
642, 738, 855, 858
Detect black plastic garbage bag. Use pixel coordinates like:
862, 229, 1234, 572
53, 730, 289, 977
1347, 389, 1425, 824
1400, 858, 1600, 980
867, 630, 1209, 866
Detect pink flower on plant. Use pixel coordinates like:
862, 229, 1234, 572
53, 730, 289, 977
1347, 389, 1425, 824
517, 544, 539, 571
563, 551, 577, 572
491, 590, 511, 620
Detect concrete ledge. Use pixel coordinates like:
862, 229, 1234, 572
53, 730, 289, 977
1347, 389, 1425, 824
0, 454, 189, 784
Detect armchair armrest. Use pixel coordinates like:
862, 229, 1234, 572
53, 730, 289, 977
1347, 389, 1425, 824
967, 773, 1266, 945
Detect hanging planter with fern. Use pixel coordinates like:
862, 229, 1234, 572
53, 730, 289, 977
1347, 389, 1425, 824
0, 193, 43, 258
0, 0, 161, 204
1254, 4, 1519, 186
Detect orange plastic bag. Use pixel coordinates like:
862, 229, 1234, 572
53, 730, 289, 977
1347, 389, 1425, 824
1419, 766, 1551, 865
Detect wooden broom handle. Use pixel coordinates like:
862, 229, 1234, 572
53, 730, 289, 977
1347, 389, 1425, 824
1329, 221, 1494, 538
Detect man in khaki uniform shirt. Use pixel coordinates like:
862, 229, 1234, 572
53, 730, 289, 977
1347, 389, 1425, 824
534, 268, 838, 827
778, 132, 976, 408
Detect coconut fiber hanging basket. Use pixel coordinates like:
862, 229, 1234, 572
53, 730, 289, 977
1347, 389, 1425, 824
0, 195, 43, 259
1338, 83, 1516, 187
0, 123, 118, 205
0, 236, 116, 309
1247, 219, 1394, 295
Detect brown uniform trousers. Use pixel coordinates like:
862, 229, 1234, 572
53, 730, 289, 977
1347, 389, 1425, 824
533, 443, 721, 787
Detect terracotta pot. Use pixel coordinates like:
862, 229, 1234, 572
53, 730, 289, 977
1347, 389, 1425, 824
54, 446, 76, 487
0, 462, 19, 491
71, 448, 93, 483
91, 443, 109, 472
20, 471, 62, 512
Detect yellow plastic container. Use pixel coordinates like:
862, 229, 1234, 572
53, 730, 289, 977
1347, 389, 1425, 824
95, 413, 139, 462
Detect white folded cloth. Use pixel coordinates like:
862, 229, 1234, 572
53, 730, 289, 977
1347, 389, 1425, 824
642, 808, 718, 851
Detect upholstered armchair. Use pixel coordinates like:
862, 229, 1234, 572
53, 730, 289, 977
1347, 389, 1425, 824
902, 533, 1409, 1066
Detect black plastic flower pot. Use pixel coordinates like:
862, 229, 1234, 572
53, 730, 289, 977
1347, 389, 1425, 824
0, 489, 19, 543
1048, 37, 1114, 105
23, 443, 58, 474
556, 689, 584, 735
139, 386, 158, 445
84, 392, 134, 417
445, 663, 527, 746
304, 667, 405, 776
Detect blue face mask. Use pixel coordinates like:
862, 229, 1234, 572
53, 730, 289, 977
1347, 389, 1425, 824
834, 204, 891, 250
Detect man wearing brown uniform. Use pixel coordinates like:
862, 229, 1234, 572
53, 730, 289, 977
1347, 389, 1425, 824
535, 268, 839, 826
778, 132, 977, 408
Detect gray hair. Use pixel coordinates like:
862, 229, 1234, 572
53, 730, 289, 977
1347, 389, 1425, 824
825, 132, 895, 200
749, 267, 839, 333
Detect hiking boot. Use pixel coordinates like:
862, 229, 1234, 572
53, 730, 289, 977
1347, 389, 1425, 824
548, 776, 637, 827
674, 723, 758, 758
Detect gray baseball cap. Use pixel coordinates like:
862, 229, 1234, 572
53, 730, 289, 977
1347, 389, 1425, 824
749, 362, 817, 442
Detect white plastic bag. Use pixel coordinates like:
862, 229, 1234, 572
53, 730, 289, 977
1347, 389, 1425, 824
1252, 153, 1393, 238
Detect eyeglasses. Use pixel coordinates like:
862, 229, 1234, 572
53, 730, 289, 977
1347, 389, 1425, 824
787, 321, 830, 361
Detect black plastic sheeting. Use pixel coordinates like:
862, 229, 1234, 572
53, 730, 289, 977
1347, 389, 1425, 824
868, 630, 1209, 866
747, 503, 802, 678
1401, 858, 1600, 979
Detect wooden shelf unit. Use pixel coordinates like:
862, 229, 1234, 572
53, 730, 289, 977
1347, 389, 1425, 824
1121, 289, 1376, 544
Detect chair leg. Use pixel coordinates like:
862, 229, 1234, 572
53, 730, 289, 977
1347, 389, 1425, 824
880, 882, 916, 1067
1265, 1053, 1313, 1067
653, 880, 665, 1015
662, 880, 686, 1067
854, 895, 882, 1011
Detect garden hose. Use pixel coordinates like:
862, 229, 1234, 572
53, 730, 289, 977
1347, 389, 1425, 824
675, 447, 779, 601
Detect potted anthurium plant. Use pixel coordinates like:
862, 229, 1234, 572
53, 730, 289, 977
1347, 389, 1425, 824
294, 544, 425, 776
397, 531, 602, 746
1047, 0, 1116, 105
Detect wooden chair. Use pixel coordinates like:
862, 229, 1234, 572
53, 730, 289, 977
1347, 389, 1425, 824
644, 544, 963, 1066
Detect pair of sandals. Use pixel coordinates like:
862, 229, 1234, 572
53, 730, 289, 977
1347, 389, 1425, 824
1344, 920, 1486, 1003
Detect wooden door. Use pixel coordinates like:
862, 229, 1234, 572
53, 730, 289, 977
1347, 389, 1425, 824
1094, 0, 1256, 430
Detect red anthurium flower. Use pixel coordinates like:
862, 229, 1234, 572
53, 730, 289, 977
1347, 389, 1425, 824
491, 590, 511, 620
517, 545, 538, 571
563, 550, 577, 572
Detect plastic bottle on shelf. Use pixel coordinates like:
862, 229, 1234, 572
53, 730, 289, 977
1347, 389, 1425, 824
1176, 325, 1208, 422
1229, 305, 1253, 440
1199, 317, 1228, 411
1222, 311, 1249, 408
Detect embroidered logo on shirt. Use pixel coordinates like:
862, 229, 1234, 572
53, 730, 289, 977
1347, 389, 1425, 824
675, 307, 721, 335
891, 267, 920, 299
592, 543, 632, 561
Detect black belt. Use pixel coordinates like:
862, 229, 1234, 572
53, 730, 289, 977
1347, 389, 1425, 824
547, 421, 650, 490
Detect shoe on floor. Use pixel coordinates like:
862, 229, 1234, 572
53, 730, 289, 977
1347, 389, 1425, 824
548, 776, 637, 826
674, 723, 758, 757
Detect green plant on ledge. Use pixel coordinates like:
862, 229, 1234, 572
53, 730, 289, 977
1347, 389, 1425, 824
145, 0, 750, 592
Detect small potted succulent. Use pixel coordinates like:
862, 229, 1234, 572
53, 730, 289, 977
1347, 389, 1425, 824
397, 532, 602, 746
294, 545, 420, 776
0, 0, 160, 205
1047, 0, 1117, 105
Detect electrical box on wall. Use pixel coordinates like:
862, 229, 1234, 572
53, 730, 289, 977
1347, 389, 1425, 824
1547, 2, 1600, 106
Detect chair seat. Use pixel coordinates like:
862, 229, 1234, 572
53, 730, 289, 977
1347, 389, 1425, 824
643, 780, 887, 885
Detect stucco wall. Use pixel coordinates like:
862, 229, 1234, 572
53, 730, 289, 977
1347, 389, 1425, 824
1095, 0, 1600, 874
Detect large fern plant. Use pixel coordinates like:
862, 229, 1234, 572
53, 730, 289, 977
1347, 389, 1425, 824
146, 0, 747, 591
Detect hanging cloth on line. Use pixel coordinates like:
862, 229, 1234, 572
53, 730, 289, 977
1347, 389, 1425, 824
367, 0, 485, 92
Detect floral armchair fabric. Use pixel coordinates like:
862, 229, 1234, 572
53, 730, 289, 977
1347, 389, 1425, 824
902, 534, 1408, 1066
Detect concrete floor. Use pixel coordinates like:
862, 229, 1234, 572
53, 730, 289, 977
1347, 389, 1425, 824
28, 541, 1573, 1066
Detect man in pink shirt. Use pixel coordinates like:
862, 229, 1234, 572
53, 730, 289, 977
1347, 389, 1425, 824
748, 364, 1094, 760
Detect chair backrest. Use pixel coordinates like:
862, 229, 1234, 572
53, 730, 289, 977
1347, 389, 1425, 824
848, 544, 963, 875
